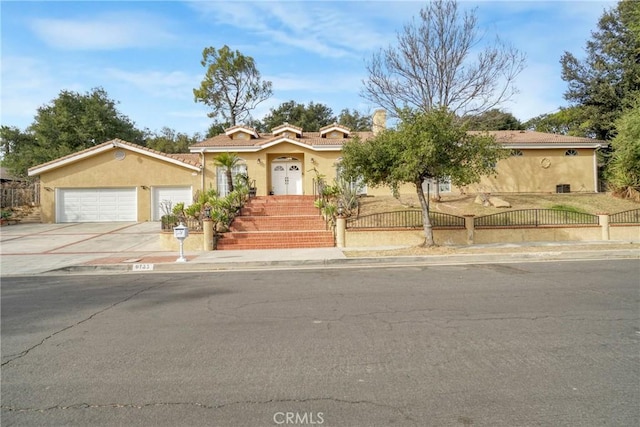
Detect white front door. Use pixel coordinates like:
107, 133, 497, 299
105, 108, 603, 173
271, 160, 302, 195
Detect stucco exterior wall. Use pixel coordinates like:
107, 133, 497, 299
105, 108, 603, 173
204, 147, 599, 198
206, 144, 342, 197
38, 148, 201, 223
465, 148, 597, 193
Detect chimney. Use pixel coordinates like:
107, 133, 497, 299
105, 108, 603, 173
372, 109, 386, 135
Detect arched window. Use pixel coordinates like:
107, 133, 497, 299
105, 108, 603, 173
510, 149, 523, 157
565, 149, 578, 156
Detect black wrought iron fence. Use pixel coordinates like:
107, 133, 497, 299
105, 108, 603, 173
347, 210, 465, 229
160, 217, 202, 232
474, 209, 599, 227
610, 208, 640, 224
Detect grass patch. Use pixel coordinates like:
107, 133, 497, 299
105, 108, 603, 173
549, 204, 588, 214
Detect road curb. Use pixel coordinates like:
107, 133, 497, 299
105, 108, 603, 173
47, 249, 639, 275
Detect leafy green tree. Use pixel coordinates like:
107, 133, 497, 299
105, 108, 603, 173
193, 45, 273, 126
261, 100, 335, 132
560, 0, 640, 140
606, 101, 640, 201
205, 121, 230, 138
2, 88, 143, 177
524, 107, 591, 136
341, 108, 505, 246
337, 109, 372, 131
0, 126, 37, 178
144, 127, 201, 153
32, 88, 144, 152
462, 109, 523, 131
361, 0, 525, 117
213, 152, 241, 194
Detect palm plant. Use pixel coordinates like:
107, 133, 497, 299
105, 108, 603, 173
213, 152, 241, 193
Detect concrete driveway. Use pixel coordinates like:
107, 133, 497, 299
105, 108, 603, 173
1, 222, 165, 275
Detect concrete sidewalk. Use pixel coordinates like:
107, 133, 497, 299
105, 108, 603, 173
1, 222, 638, 276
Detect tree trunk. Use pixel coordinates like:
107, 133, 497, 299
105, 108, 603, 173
433, 179, 441, 201
226, 169, 234, 193
415, 179, 435, 247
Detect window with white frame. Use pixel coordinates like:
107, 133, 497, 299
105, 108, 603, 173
335, 161, 367, 195
217, 163, 247, 196
438, 177, 451, 193
422, 177, 451, 194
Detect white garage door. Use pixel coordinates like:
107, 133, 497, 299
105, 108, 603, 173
57, 188, 137, 223
152, 186, 193, 221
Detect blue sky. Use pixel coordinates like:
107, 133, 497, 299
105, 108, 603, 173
1, 0, 614, 136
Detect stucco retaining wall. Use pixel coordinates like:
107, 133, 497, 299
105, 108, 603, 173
610, 225, 640, 242
345, 228, 467, 247
160, 232, 204, 251
473, 226, 601, 244
343, 224, 638, 247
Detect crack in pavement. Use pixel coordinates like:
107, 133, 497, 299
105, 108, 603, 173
1, 280, 170, 367
1, 397, 418, 423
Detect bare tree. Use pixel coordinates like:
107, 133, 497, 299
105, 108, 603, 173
361, 0, 526, 117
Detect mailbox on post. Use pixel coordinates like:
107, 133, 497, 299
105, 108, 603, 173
173, 222, 189, 263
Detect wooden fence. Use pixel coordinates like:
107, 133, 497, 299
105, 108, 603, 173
1, 183, 40, 208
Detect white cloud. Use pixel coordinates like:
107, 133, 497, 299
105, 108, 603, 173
0, 56, 65, 128
28, 12, 176, 50
104, 68, 199, 99
188, 1, 391, 58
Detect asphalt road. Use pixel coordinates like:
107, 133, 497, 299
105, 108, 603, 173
2, 259, 639, 427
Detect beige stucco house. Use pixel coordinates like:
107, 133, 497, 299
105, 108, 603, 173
28, 111, 608, 223
191, 112, 607, 198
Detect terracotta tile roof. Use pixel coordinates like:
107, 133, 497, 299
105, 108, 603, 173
271, 123, 303, 133
166, 153, 201, 167
190, 131, 374, 149
190, 128, 605, 151
112, 139, 202, 167
224, 125, 259, 138
319, 122, 351, 135
469, 130, 606, 144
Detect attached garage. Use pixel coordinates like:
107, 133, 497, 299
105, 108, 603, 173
151, 186, 193, 221
57, 188, 137, 222
28, 139, 202, 223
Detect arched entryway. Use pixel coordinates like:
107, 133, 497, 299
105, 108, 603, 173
271, 156, 302, 195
